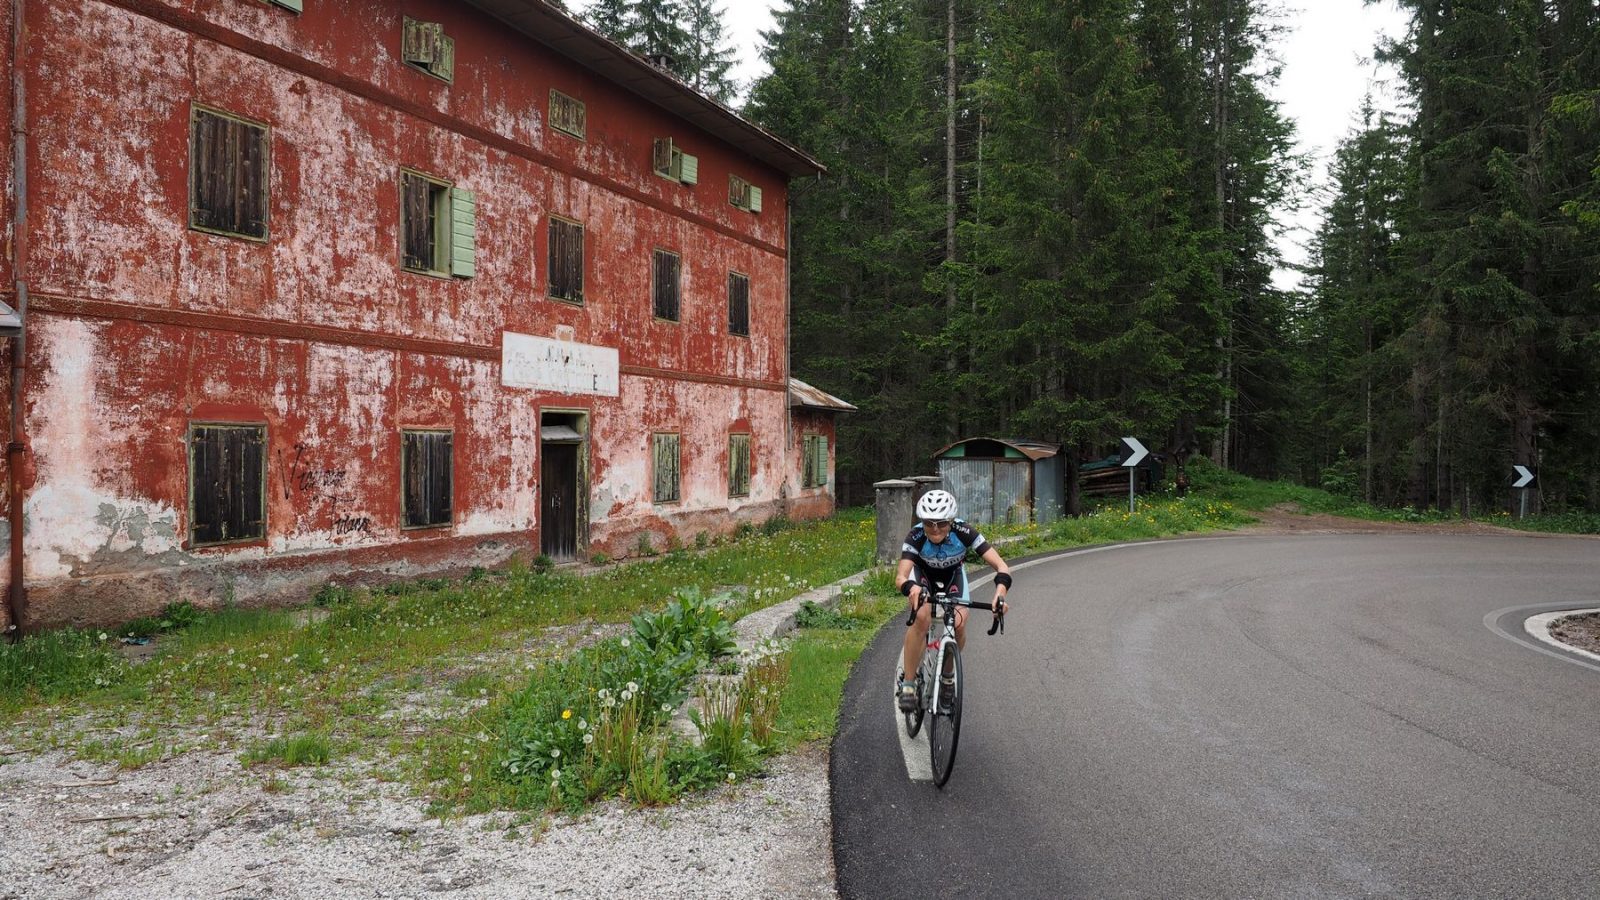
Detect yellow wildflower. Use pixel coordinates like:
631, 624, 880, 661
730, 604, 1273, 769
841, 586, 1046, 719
562, 709, 573, 720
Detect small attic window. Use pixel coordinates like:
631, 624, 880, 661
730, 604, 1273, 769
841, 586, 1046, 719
402, 17, 455, 83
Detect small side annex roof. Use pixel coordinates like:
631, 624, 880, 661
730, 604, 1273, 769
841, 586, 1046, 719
933, 438, 1060, 461
788, 378, 857, 413
457, 0, 826, 179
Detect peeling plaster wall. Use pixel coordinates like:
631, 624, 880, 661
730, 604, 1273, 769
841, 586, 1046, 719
8, 0, 817, 629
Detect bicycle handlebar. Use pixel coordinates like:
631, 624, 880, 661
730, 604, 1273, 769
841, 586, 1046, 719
905, 592, 1007, 635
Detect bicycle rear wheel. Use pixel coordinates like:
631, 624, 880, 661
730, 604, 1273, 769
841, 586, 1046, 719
928, 644, 963, 787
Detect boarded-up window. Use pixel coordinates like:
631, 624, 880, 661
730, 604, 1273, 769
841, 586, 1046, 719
190, 424, 266, 545
728, 271, 750, 336
653, 249, 680, 321
728, 434, 751, 498
189, 108, 270, 241
550, 90, 585, 140
653, 433, 681, 503
402, 430, 453, 528
549, 216, 584, 303
803, 434, 829, 488
728, 174, 763, 213
402, 17, 455, 82
401, 170, 474, 276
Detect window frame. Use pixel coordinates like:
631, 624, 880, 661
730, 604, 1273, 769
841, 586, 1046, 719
727, 270, 750, 337
652, 432, 682, 504
188, 422, 268, 547
548, 214, 585, 305
399, 168, 453, 277
400, 428, 454, 530
188, 105, 271, 243
652, 248, 681, 323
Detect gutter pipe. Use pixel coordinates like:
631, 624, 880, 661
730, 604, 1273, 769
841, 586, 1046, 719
7, 0, 27, 639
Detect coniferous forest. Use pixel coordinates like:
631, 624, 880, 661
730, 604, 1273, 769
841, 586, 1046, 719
586, 1, 1600, 516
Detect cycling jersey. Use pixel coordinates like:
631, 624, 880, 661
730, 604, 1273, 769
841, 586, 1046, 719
900, 519, 991, 596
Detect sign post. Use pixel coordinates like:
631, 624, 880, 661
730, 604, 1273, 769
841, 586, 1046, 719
1512, 465, 1535, 519
1120, 437, 1149, 513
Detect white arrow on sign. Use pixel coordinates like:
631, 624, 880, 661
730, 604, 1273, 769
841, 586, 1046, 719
1120, 437, 1149, 468
1512, 465, 1535, 488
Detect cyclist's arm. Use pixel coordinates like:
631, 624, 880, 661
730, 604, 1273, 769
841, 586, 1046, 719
979, 546, 1011, 609
894, 557, 925, 607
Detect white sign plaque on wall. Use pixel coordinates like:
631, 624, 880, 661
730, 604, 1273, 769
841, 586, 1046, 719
501, 331, 620, 397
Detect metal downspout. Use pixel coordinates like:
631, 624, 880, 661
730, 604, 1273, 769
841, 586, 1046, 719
7, 0, 27, 639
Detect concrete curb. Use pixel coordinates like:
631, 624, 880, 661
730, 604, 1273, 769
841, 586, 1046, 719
1523, 608, 1600, 665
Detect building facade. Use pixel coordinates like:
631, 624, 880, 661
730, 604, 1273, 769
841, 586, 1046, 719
0, 0, 835, 631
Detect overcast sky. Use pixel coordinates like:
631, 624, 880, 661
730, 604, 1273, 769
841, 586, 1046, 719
571, 1, 1414, 291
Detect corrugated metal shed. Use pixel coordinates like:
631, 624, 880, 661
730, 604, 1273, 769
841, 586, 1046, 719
933, 438, 1063, 525
788, 378, 857, 413
459, 0, 825, 178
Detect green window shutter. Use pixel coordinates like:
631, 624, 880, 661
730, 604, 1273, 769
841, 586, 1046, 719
269, 0, 303, 11
450, 188, 476, 278
748, 186, 763, 213
434, 33, 455, 82
680, 154, 698, 185
403, 19, 436, 65
814, 435, 828, 486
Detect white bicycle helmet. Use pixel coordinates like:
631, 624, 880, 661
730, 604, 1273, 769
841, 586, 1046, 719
915, 489, 958, 521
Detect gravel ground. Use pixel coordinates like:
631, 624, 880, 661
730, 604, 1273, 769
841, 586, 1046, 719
0, 737, 834, 900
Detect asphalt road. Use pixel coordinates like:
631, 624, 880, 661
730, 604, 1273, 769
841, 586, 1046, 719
831, 533, 1600, 899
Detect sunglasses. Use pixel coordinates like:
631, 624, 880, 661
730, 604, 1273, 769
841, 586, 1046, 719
923, 519, 953, 530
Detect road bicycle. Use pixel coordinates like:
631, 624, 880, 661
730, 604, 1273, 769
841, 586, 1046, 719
902, 589, 1005, 787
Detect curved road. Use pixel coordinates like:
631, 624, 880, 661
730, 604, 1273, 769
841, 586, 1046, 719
831, 533, 1600, 898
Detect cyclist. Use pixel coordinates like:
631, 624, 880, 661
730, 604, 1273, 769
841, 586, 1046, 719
895, 489, 1012, 712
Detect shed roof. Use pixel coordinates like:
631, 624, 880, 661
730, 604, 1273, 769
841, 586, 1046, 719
933, 438, 1060, 461
458, 0, 825, 178
788, 378, 857, 413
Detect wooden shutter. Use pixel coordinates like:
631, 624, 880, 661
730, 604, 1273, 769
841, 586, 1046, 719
653, 138, 674, 177
269, 0, 302, 12
190, 424, 264, 545
403, 19, 438, 65
239, 119, 269, 239
403, 431, 453, 527
679, 153, 698, 185
450, 188, 476, 277
653, 433, 680, 503
729, 434, 751, 498
653, 250, 680, 321
401, 173, 432, 271
549, 217, 583, 302
728, 272, 750, 336
434, 33, 455, 82
748, 186, 762, 213
814, 435, 829, 486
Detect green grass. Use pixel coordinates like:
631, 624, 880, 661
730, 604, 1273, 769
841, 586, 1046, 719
777, 573, 900, 745
241, 731, 333, 768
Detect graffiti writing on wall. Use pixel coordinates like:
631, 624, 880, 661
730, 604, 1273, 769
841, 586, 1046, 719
281, 443, 371, 535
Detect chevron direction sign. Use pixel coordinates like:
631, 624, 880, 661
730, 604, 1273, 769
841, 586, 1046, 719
1120, 437, 1149, 468
1512, 465, 1536, 489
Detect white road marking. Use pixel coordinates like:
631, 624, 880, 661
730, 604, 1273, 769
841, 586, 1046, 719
1485, 604, 1600, 675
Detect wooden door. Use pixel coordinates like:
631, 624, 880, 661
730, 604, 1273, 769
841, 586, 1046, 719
540, 442, 579, 560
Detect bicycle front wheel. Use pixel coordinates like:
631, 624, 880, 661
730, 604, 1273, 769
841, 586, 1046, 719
928, 643, 963, 787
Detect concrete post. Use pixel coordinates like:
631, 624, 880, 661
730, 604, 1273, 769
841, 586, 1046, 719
874, 479, 916, 564
909, 475, 943, 512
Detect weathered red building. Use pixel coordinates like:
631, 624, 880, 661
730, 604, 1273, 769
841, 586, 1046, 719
0, 0, 847, 631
